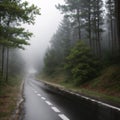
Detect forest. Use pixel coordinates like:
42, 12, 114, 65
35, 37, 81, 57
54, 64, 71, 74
0, 0, 120, 119
0, 1, 40, 119
43, 0, 120, 86
0, 0, 40, 83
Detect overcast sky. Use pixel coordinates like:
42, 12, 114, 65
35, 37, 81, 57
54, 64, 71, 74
21, 0, 106, 72
21, 0, 64, 72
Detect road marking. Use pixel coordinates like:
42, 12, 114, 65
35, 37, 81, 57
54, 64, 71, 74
34, 91, 37, 93
79, 95, 120, 111
41, 97, 46, 100
91, 99, 95, 102
37, 94, 41, 96
76, 94, 80, 96
58, 114, 70, 120
51, 107, 60, 113
82, 96, 89, 100
98, 102, 120, 111
45, 101, 52, 106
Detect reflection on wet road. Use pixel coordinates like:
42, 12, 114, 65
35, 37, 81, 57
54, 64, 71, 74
22, 76, 120, 120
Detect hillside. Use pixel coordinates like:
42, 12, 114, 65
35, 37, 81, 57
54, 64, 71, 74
40, 64, 120, 106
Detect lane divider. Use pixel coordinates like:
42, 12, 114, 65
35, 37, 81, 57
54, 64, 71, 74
34, 91, 37, 93
37, 94, 41, 96
51, 107, 60, 113
58, 114, 70, 120
31, 87, 70, 120
45, 101, 53, 106
41, 97, 46, 100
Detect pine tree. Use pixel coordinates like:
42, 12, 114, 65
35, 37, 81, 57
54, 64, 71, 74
44, 17, 72, 75
114, 0, 120, 52
91, 0, 104, 56
56, 0, 84, 40
106, 0, 116, 53
0, 0, 40, 82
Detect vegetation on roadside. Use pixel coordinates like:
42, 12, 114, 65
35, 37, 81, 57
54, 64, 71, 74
0, 0, 40, 82
65, 41, 102, 85
40, 63, 120, 105
42, 0, 120, 105
0, 0, 40, 119
0, 75, 22, 120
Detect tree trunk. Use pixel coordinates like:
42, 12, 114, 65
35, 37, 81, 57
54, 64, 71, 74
114, 0, 120, 51
6, 48, 9, 82
1, 46, 5, 77
77, 8, 81, 40
97, 0, 101, 57
88, 0, 92, 48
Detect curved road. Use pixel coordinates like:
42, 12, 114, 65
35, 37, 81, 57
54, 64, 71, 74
22, 75, 120, 120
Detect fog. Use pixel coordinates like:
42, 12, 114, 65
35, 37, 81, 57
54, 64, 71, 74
20, 0, 64, 73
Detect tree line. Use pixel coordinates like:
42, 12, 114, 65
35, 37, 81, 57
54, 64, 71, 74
0, 0, 40, 83
43, 0, 120, 85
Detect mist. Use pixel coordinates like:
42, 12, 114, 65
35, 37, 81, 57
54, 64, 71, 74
20, 0, 64, 73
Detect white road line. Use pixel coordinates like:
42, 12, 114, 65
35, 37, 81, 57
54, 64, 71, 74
99, 102, 120, 111
79, 95, 120, 111
58, 114, 70, 120
81, 96, 89, 100
34, 91, 37, 93
37, 94, 41, 96
91, 99, 95, 102
41, 97, 46, 100
45, 101, 52, 106
51, 107, 60, 113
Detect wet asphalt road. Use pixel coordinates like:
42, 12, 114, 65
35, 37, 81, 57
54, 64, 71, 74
22, 76, 120, 120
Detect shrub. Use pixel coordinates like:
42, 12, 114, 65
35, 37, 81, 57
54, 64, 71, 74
65, 41, 102, 85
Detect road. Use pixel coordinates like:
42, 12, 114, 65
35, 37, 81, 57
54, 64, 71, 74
22, 75, 120, 120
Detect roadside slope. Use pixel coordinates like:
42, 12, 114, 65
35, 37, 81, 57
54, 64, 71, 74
0, 76, 23, 120
39, 64, 120, 107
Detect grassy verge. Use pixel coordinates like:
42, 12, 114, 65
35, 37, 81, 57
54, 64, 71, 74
39, 64, 120, 107
0, 75, 22, 120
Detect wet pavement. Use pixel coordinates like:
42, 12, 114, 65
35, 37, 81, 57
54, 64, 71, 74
22, 75, 120, 120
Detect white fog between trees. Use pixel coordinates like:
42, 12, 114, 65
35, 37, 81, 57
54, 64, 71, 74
20, 0, 64, 73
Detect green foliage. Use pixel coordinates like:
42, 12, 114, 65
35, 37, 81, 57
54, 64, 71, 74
44, 49, 60, 75
0, 0, 40, 82
43, 17, 72, 76
0, 0, 40, 48
65, 41, 102, 85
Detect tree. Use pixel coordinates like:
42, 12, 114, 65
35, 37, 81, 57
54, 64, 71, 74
57, 0, 104, 56
56, 0, 84, 40
43, 17, 72, 75
106, 0, 116, 53
114, 0, 120, 52
82, 0, 93, 47
65, 41, 102, 85
0, 0, 40, 82
91, 0, 104, 56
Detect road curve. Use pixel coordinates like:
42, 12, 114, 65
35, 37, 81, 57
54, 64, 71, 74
22, 75, 120, 120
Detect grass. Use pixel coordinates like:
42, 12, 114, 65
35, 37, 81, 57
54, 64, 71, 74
39, 64, 120, 106
0, 75, 22, 120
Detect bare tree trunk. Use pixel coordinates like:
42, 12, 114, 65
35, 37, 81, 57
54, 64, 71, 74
77, 9, 81, 40
6, 48, 9, 82
114, 0, 120, 51
88, 0, 92, 48
97, 0, 101, 57
110, 18, 114, 54
1, 46, 5, 77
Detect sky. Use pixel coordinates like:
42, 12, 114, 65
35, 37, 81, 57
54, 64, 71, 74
20, 0, 106, 73
20, 0, 64, 72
